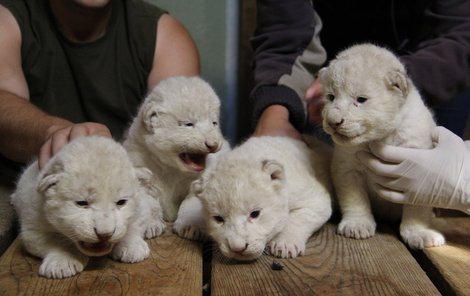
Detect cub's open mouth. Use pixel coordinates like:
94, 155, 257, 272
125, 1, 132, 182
78, 241, 114, 256
179, 152, 207, 172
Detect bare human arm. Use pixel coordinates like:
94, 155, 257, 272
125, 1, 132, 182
147, 14, 200, 90
0, 5, 111, 169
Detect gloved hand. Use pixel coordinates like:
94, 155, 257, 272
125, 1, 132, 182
357, 126, 470, 214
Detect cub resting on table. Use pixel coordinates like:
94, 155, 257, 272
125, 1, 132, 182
11, 136, 164, 279
193, 136, 333, 260
123, 76, 227, 223
320, 43, 445, 249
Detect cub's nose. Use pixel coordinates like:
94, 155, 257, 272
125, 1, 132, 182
94, 228, 114, 241
205, 141, 219, 153
231, 243, 249, 255
328, 118, 344, 130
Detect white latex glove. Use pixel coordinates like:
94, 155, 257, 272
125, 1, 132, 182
357, 126, 470, 214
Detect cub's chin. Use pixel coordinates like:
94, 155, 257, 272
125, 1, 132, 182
76, 241, 115, 257
223, 251, 261, 262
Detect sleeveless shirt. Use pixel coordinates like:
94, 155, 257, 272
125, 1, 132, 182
0, 0, 166, 186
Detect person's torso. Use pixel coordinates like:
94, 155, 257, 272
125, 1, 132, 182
0, 0, 165, 186
314, 0, 433, 59
4, 0, 165, 139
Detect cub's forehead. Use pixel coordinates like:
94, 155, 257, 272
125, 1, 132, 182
57, 170, 138, 196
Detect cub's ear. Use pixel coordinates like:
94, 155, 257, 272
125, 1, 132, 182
37, 162, 64, 194
386, 69, 409, 98
142, 101, 162, 132
261, 159, 285, 191
191, 178, 204, 199
135, 167, 153, 187
317, 67, 328, 82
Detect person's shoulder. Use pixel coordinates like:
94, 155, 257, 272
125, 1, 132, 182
0, 1, 21, 38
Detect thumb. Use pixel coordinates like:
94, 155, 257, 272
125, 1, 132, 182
304, 79, 321, 101
369, 142, 421, 164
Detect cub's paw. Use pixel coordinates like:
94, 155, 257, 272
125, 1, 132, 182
145, 218, 166, 239
338, 217, 376, 239
173, 224, 207, 241
39, 252, 88, 279
112, 237, 150, 263
401, 228, 445, 250
268, 236, 306, 259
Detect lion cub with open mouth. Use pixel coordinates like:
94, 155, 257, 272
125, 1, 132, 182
320, 43, 445, 249
11, 136, 163, 278
123, 76, 226, 222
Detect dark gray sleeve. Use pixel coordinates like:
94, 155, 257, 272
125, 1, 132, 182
401, 0, 470, 105
250, 0, 326, 132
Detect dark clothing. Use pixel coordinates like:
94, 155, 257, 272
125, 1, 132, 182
251, 0, 470, 133
0, 0, 166, 186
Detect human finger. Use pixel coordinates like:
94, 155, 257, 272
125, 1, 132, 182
356, 151, 401, 177
370, 181, 407, 204
49, 127, 72, 157
368, 142, 421, 164
38, 138, 53, 169
304, 79, 321, 101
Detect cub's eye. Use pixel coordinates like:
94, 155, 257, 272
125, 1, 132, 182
212, 121, 218, 126
178, 121, 194, 127
250, 210, 261, 219
326, 94, 335, 101
357, 96, 368, 103
116, 199, 127, 206
76, 201, 89, 207
213, 215, 224, 224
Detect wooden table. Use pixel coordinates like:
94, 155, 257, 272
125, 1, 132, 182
1, 217, 469, 295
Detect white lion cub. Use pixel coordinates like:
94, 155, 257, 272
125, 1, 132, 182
193, 136, 332, 260
123, 76, 226, 222
11, 136, 164, 279
320, 43, 445, 249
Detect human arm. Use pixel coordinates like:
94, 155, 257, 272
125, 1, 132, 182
147, 14, 200, 90
357, 126, 470, 214
0, 5, 112, 168
400, 0, 470, 105
250, 0, 326, 137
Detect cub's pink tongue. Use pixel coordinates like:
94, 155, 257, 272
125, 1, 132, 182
180, 153, 206, 172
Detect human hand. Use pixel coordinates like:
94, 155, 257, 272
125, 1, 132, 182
304, 79, 324, 124
253, 105, 302, 140
357, 126, 470, 214
39, 122, 112, 169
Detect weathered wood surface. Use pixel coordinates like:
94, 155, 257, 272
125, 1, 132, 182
0, 228, 203, 296
210, 222, 441, 296
422, 217, 470, 296
2, 218, 470, 295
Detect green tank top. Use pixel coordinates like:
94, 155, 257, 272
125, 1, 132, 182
0, 0, 166, 186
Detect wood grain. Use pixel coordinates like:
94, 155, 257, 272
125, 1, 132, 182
210, 222, 441, 296
423, 217, 470, 296
0, 229, 203, 296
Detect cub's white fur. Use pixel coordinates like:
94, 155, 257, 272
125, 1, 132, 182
11, 137, 164, 279
320, 43, 445, 249
172, 142, 231, 241
123, 76, 226, 222
194, 136, 332, 260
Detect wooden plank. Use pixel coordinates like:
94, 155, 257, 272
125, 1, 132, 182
0, 228, 203, 296
421, 217, 470, 296
210, 222, 441, 296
